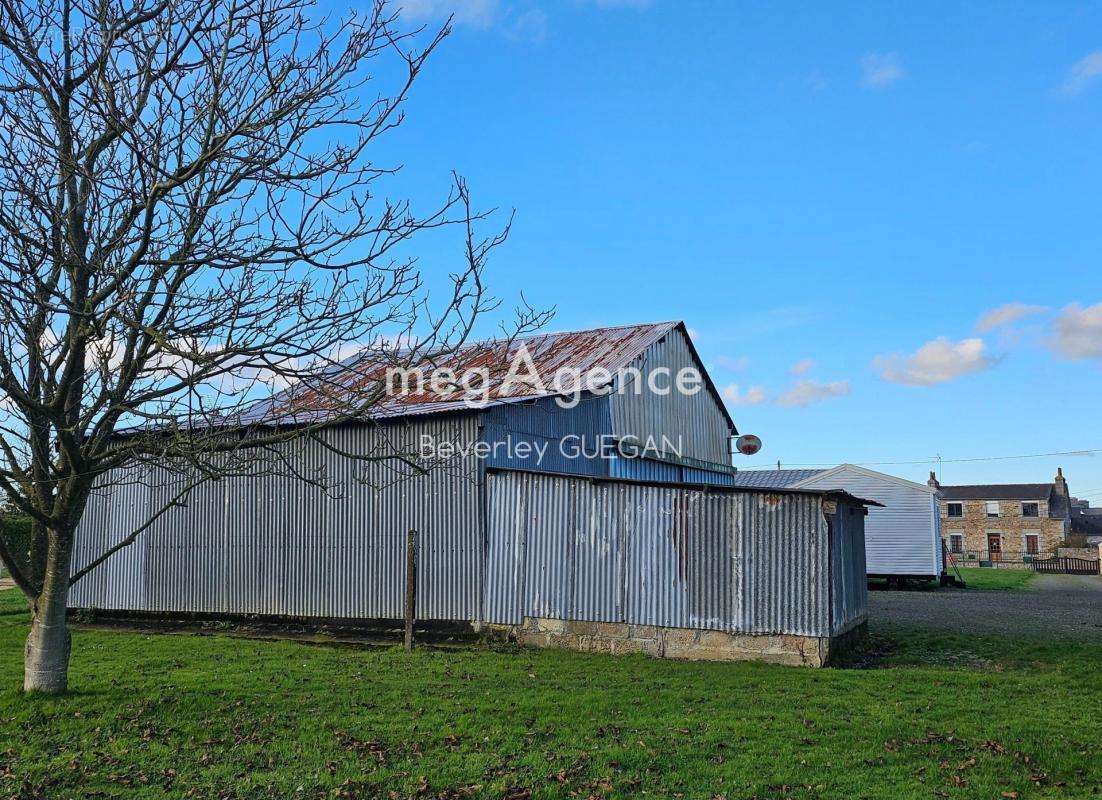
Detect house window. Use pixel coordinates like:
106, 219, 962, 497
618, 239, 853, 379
949, 533, 963, 554
1022, 502, 1039, 518
946, 502, 963, 518
1024, 533, 1039, 555
985, 501, 1000, 517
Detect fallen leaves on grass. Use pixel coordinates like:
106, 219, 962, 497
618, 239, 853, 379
333, 731, 389, 763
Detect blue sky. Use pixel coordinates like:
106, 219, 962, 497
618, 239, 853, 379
356, 1, 1102, 498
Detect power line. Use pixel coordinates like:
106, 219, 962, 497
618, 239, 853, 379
745, 447, 1102, 469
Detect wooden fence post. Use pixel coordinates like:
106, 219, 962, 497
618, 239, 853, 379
404, 528, 417, 651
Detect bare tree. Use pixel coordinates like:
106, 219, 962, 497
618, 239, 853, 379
0, 0, 544, 693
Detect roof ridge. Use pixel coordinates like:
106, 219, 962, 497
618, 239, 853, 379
940, 482, 1054, 488
510, 320, 680, 341
332, 320, 680, 368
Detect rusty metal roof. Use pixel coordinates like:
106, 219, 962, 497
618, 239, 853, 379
236, 320, 711, 426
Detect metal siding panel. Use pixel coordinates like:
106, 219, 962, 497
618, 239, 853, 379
485, 472, 840, 637
76, 454, 858, 641
685, 490, 733, 629
610, 456, 681, 483
736, 492, 830, 636
682, 466, 736, 486
571, 482, 622, 621
610, 458, 734, 486
481, 395, 612, 476
70, 465, 150, 610
622, 483, 686, 627
828, 500, 869, 633
72, 415, 482, 621
482, 469, 528, 624
609, 327, 732, 464
521, 473, 573, 619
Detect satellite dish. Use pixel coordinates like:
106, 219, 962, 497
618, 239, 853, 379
735, 434, 762, 456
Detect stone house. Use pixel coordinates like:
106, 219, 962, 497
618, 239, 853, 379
928, 468, 1073, 564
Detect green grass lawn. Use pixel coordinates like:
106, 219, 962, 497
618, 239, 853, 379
1, 588, 1099, 799
955, 567, 1036, 591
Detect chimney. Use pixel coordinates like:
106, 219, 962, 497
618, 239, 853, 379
1055, 467, 1069, 498
927, 471, 940, 490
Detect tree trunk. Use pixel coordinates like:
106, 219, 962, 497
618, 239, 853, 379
23, 549, 73, 694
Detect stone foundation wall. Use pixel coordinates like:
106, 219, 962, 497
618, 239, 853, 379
968, 560, 1033, 571
501, 617, 867, 668
1057, 546, 1101, 561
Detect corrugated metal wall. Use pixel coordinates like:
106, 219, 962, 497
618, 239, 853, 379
480, 396, 734, 486
682, 465, 736, 486
480, 395, 612, 476
484, 470, 865, 637
72, 425, 867, 641
609, 327, 733, 465
829, 500, 868, 632
610, 456, 735, 486
71, 415, 483, 620
609, 455, 681, 483
69, 464, 151, 611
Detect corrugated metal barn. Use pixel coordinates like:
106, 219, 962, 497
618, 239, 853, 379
732, 464, 943, 581
71, 321, 872, 664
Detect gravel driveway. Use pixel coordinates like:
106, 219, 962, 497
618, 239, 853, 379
868, 572, 1102, 639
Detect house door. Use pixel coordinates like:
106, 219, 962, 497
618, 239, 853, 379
987, 533, 1002, 562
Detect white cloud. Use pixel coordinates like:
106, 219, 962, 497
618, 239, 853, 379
503, 6, 548, 41
722, 383, 767, 406
713, 354, 750, 371
789, 358, 815, 376
874, 337, 994, 386
775, 379, 850, 408
1060, 51, 1102, 96
398, 0, 500, 27
860, 52, 904, 89
1052, 302, 1102, 359
975, 302, 1048, 333
323, 342, 371, 364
